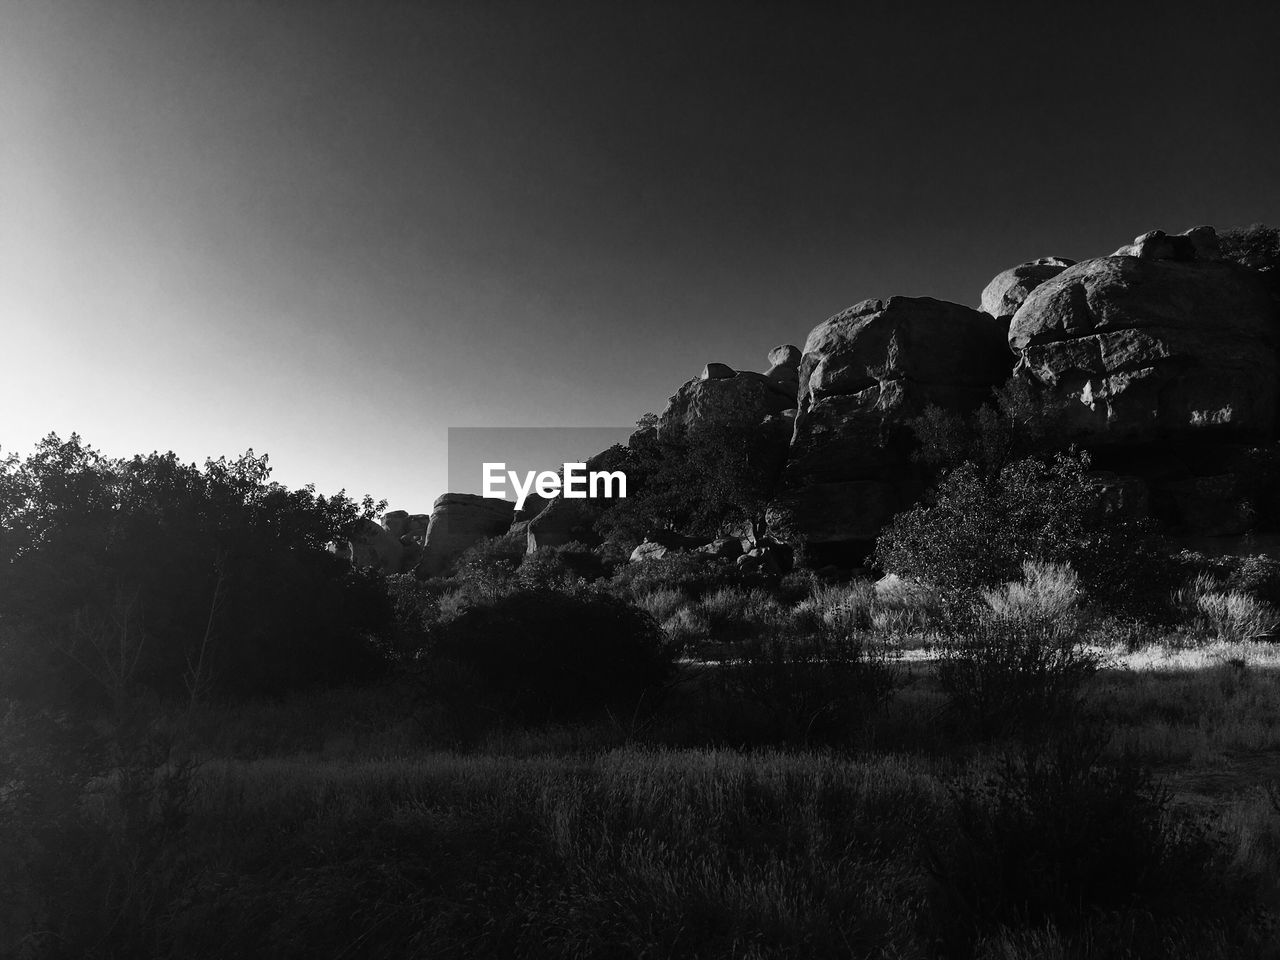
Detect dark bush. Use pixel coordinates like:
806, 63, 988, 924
426, 589, 674, 723
936, 618, 1100, 739
705, 631, 895, 745
1220, 222, 1280, 301
928, 731, 1235, 956
608, 553, 744, 600
874, 451, 1165, 613
517, 542, 607, 589
0, 435, 392, 704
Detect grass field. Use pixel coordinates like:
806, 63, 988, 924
7, 635, 1280, 959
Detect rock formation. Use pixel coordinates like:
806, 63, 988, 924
414, 493, 515, 577
773, 296, 1011, 562
658, 350, 799, 438
980, 257, 1075, 325
1009, 240, 1278, 445
356, 222, 1280, 571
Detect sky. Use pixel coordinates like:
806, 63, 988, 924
2, 0, 1278, 512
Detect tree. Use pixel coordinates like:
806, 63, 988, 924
1219, 223, 1280, 301
874, 451, 1159, 612
594, 414, 787, 547
0, 434, 392, 704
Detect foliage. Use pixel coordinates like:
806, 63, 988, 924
0, 434, 391, 703
594, 413, 785, 548
704, 631, 896, 745
981, 560, 1080, 625
424, 588, 674, 723
937, 617, 1101, 739
609, 552, 744, 600
874, 450, 1162, 612
928, 731, 1233, 957
1173, 570, 1280, 643
1219, 222, 1280, 300
517, 541, 606, 588
910, 377, 1068, 477
869, 575, 944, 637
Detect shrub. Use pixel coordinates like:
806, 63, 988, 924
608, 552, 743, 600
456, 528, 527, 569
659, 606, 711, 651
937, 618, 1101, 739
425, 589, 674, 723
869, 575, 943, 637
874, 451, 1161, 614
1173, 567, 1280, 642
517, 542, 606, 590
980, 560, 1080, 625
1219, 222, 1280, 301
707, 631, 895, 744
0, 436, 392, 702
1196, 590, 1280, 643
696, 587, 785, 643
791, 581, 875, 635
928, 732, 1232, 956
633, 587, 689, 625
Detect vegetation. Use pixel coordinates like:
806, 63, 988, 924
1220, 222, 1280, 300
874, 450, 1159, 610
6, 431, 1280, 957
595, 413, 786, 547
0, 434, 392, 704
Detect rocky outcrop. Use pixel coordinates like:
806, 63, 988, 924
658, 348, 800, 437
1009, 244, 1279, 446
1109, 225, 1221, 261
630, 541, 673, 562
763, 344, 801, 392
380, 510, 431, 543
525, 446, 630, 551
775, 297, 1011, 561
980, 257, 1075, 324
414, 494, 515, 577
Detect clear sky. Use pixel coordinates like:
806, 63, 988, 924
3, 0, 1278, 512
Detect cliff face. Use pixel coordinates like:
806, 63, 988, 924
353, 224, 1280, 575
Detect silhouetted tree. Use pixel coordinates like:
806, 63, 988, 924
0, 434, 393, 704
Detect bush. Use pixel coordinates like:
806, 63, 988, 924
937, 617, 1101, 739
1173, 566, 1280, 642
424, 589, 674, 723
791, 581, 875, 635
869, 575, 944, 637
0, 436, 393, 703
875, 451, 1161, 614
517, 542, 606, 589
980, 560, 1080, 625
1220, 222, 1280, 301
696, 587, 785, 643
928, 732, 1233, 956
1197, 591, 1280, 642
608, 552, 743, 600
706, 631, 895, 744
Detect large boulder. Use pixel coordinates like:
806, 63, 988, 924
659, 348, 800, 437
406, 513, 431, 543
763, 344, 801, 391
795, 297, 1011, 412
1110, 225, 1221, 261
980, 257, 1075, 324
1008, 254, 1280, 445
524, 445, 630, 551
777, 297, 1011, 561
414, 494, 515, 577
